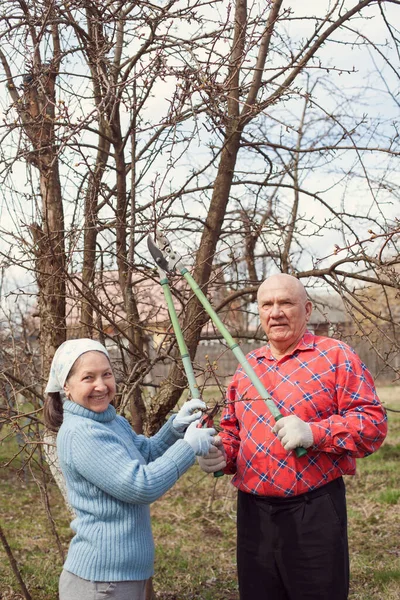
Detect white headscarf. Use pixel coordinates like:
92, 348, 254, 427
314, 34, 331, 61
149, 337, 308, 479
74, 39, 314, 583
45, 338, 110, 394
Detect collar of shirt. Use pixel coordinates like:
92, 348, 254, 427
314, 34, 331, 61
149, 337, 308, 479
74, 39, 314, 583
252, 330, 316, 361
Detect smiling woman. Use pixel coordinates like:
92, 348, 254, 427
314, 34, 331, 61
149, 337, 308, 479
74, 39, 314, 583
43, 338, 217, 600
63, 352, 116, 413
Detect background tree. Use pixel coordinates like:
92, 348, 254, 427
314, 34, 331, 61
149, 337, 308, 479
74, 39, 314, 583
0, 0, 399, 454
1, 1, 399, 597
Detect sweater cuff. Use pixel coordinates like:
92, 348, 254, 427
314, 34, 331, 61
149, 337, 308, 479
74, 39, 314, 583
169, 414, 185, 438
158, 415, 185, 445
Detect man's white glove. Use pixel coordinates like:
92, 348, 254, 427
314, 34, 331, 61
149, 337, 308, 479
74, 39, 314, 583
272, 415, 313, 451
184, 421, 216, 456
173, 399, 206, 432
197, 435, 227, 473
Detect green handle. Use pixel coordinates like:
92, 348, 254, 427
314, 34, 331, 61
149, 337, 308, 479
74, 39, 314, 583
160, 277, 200, 400
180, 268, 307, 458
295, 447, 308, 458
160, 277, 225, 476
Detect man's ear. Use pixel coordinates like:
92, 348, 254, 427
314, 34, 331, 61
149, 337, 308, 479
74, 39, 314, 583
305, 300, 313, 322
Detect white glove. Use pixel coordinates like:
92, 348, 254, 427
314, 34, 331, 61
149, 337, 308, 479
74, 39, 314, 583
197, 435, 226, 473
272, 415, 313, 451
173, 399, 206, 432
184, 421, 216, 456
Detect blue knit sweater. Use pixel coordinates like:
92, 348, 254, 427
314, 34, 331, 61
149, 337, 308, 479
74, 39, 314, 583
57, 401, 196, 581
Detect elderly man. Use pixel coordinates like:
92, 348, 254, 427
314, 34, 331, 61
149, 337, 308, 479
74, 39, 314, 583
199, 273, 387, 600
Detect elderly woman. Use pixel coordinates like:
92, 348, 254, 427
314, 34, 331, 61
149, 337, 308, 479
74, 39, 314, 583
44, 338, 215, 600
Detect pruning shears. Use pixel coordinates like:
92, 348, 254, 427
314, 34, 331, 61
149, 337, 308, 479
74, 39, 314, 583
147, 232, 224, 477
147, 230, 307, 460
198, 402, 220, 430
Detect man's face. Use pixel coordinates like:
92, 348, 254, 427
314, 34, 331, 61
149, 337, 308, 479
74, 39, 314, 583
257, 277, 312, 353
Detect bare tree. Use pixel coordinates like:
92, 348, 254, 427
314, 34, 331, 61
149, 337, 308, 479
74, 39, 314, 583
0, 3, 399, 592
0, 0, 398, 411
0, 0, 398, 404
1, 0, 399, 596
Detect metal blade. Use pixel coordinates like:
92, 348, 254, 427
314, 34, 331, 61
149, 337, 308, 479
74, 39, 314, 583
147, 235, 171, 272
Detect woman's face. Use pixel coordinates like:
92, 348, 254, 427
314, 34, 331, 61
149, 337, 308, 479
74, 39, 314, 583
63, 351, 116, 413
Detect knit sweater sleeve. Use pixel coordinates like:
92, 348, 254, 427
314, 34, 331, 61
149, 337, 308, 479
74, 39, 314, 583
68, 424, 195, 504
118, 415, 184, 462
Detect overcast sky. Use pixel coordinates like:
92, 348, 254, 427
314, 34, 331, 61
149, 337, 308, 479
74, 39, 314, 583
0, 0, 399, 305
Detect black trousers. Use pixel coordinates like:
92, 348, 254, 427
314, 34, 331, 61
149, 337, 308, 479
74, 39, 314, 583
237, 478, 349, 600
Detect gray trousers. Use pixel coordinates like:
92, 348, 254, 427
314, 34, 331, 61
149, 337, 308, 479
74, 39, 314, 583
59, 569, 147, 600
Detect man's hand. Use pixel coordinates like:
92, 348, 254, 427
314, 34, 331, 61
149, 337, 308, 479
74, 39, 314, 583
173, 399, 206, 432
197, 435, 227, 473
272, 415, 313, 451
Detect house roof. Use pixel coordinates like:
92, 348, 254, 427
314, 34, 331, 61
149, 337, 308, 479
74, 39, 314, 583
27, 270, 353, 339
28, 268, 244, 338
308, 292, 351, 325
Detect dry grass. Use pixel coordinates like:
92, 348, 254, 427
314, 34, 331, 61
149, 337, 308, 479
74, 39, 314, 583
152, 385, 400, 599
0, 386, 399, 600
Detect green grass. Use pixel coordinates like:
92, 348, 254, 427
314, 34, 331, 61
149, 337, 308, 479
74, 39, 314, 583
377, 489, 400, 505
0, 387, 399, 600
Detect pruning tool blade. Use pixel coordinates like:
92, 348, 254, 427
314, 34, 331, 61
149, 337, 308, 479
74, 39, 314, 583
147, 235, 170, 273
147, 231, 182, 273
198, 402, 220, 428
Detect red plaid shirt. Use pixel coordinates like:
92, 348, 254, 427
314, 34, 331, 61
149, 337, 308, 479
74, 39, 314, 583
220, 331, 387, 497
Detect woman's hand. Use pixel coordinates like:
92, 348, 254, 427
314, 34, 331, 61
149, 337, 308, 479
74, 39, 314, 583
184, 421, 216, 456
173, 399, 207, 432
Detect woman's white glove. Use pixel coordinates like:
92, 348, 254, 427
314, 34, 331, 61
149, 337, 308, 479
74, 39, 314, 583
272, 415, 313, 451
197, 436, 227, 473
184, 421, 216, 456
173, 399, 207, 433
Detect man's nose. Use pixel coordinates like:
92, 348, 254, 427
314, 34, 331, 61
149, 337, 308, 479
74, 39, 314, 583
270, 303, 282, 317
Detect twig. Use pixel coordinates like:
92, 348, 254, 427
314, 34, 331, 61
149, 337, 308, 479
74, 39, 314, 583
35, 433, 65, 563
0, 522, 32, 600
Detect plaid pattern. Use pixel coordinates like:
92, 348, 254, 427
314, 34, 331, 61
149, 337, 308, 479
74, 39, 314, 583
220, 331, 387, 497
